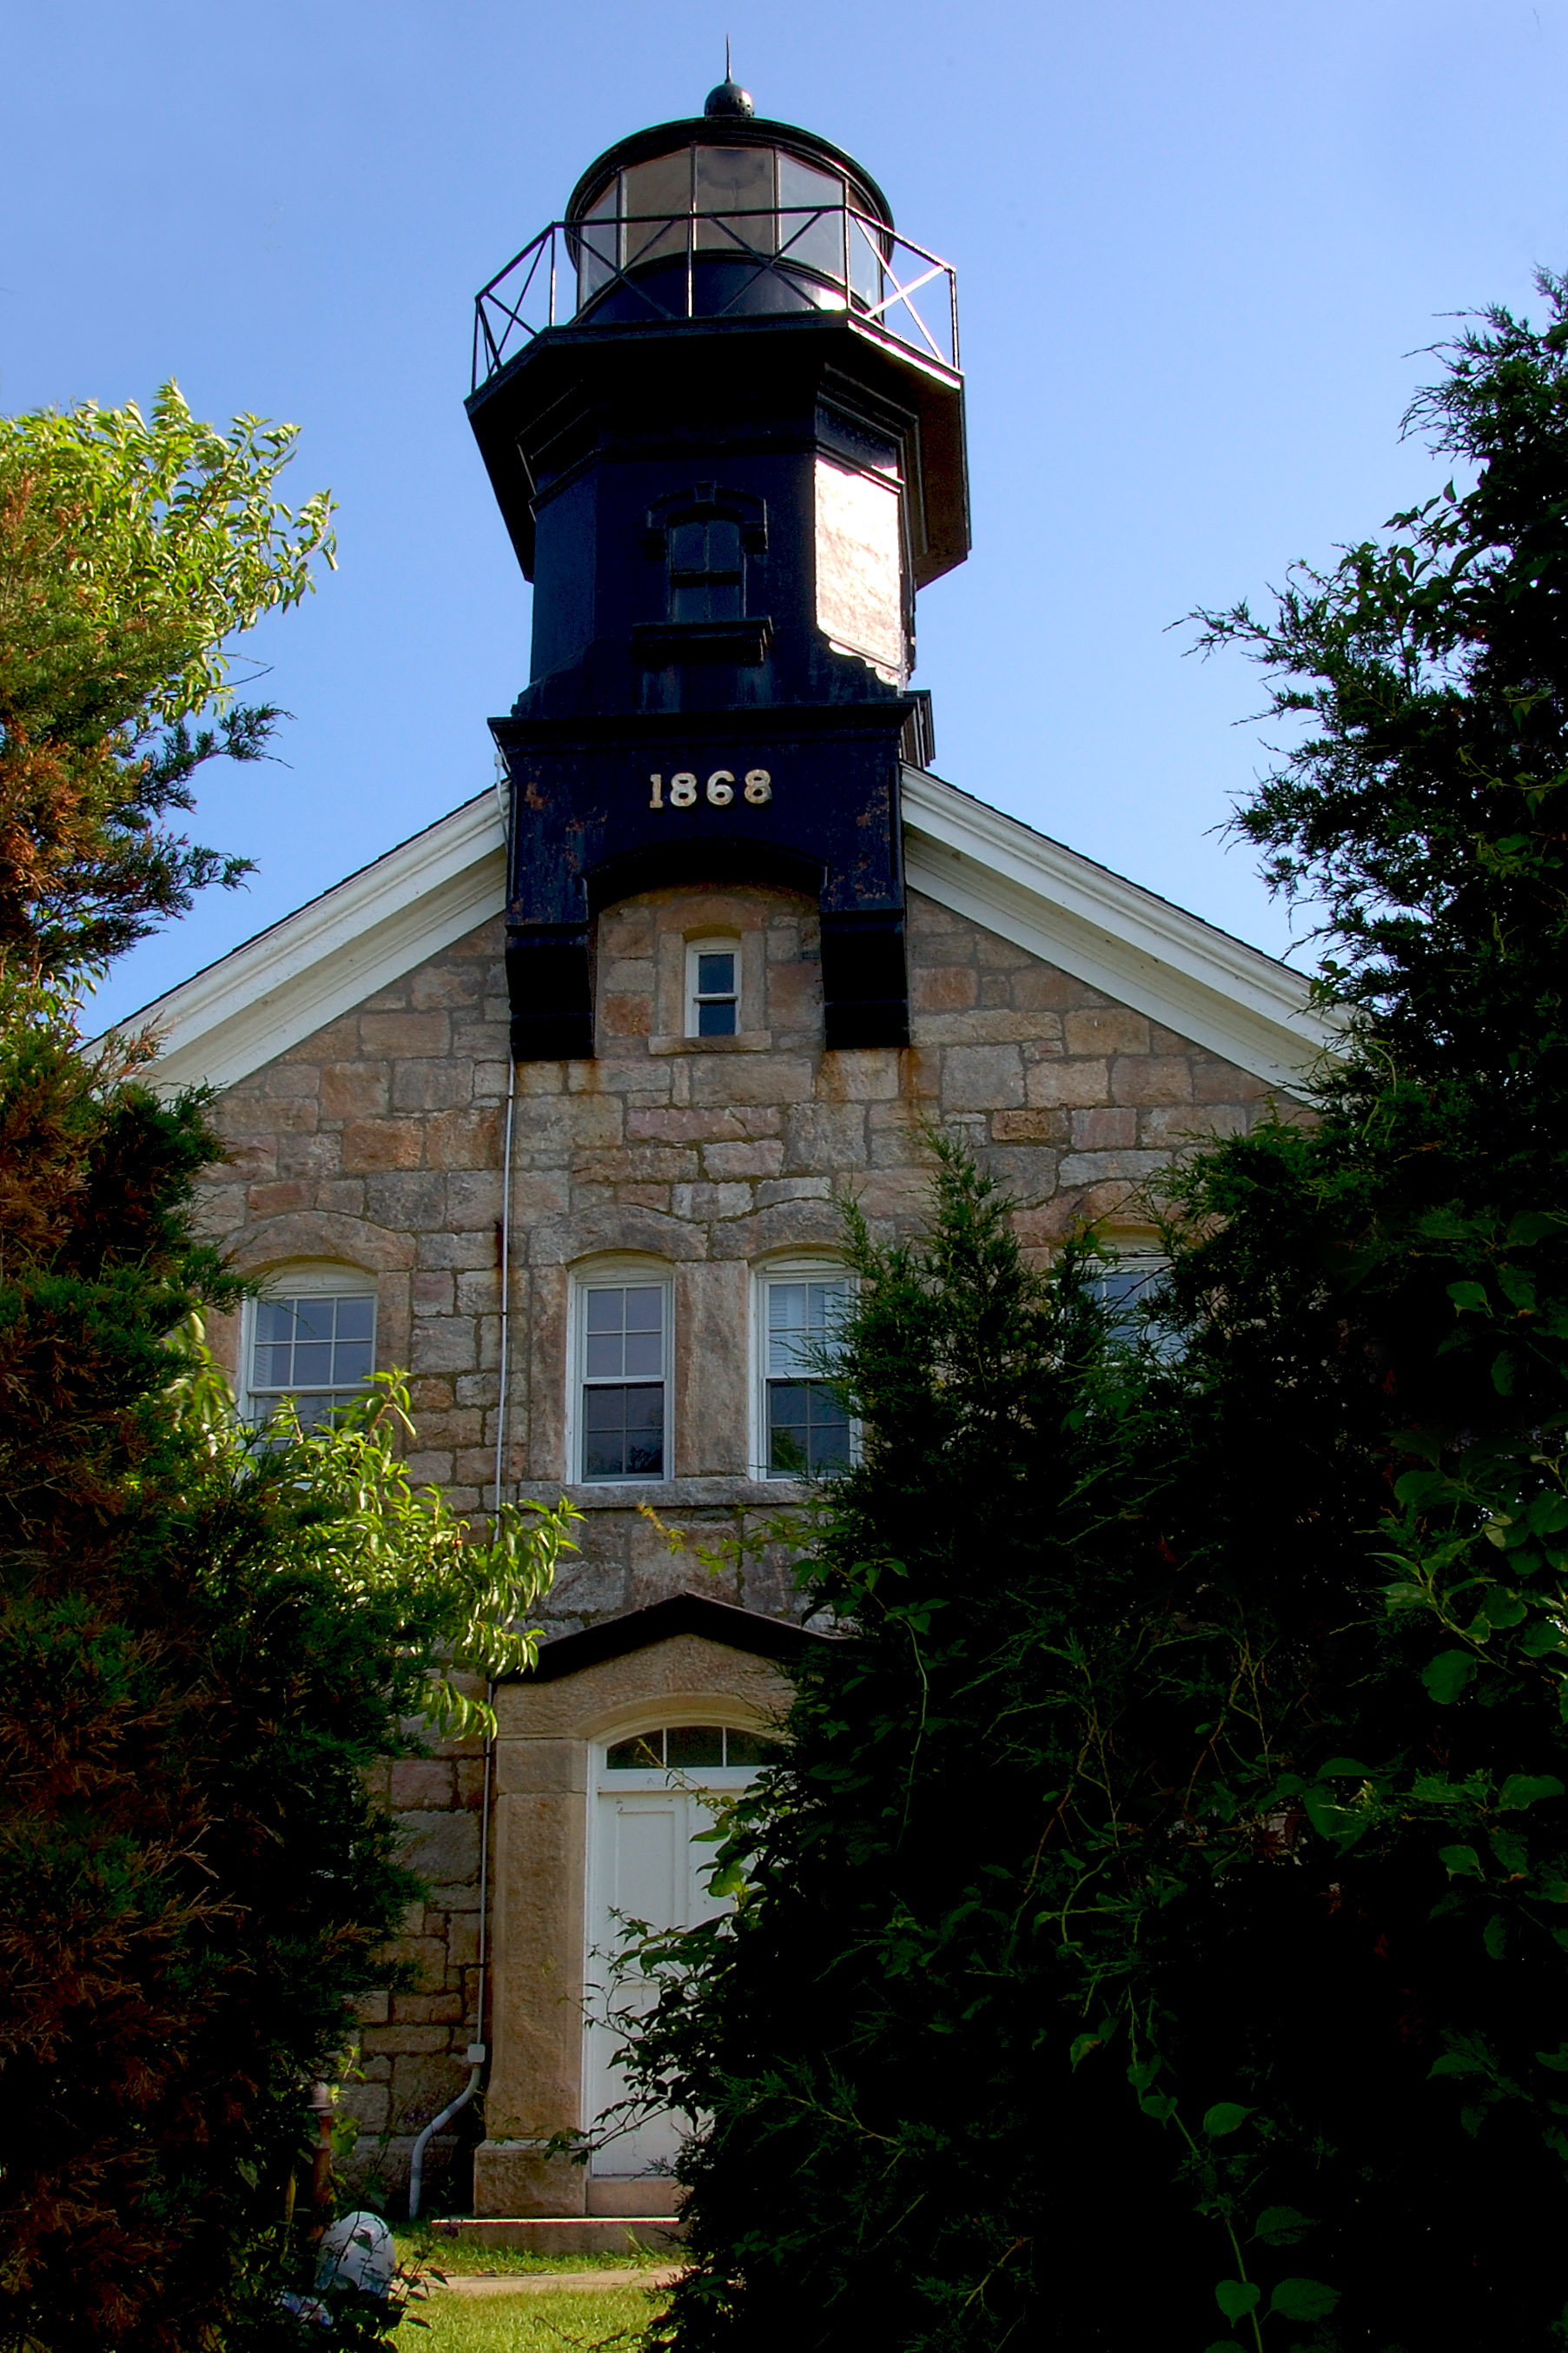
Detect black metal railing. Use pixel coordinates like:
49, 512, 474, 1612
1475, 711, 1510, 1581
472, 205, 960, 388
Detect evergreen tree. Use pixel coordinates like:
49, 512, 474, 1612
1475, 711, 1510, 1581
0, 389, 575, 2350
621, 273, 1568, 2350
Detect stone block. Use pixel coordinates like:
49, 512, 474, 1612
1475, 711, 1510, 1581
1063, 1007, 1151, 1057
341, 1119, 423, 1173
360, 1011, 452, 1057
246, 1181, 313, 1218
1192, 1056, 1269, 1104
816, 1048, 901, 1101
1057, 1150, 1170, 1187
340, 2081, 390, 2135
260, 1062, 320, 1099
1024, 1058, 1110, 1109
390, 1760, 454, 1808
699, 1139, 784, 1178
688, 1057, 815, 1107
1140, 1103, 1249, 1145
912, 964, 978, 1012
361, 2023, 453, 2059
447, 1170, 503, 1228
392, 1990, 465, 2025
410, 960, 480, 1009
427, 1110, 501, 1170
782, 1103, 869, 1173
671, 1181, 756, 1223
292, 1016, 361, 1062
852, 1166, 936, 1223
393, 1060, 473, 1112
941, 1044, 1024, 1110
412, 1271, 454, 1316
600, 993, 653, 1039
990, 1108, 1068, 1143
363, 1172, 449, 1230
374, 1936, 447, 1995
1070, 1107, 1138, 1150
399, 1809, 481, 1889
1110, 1055, 1194, 1105
277, 1132, 344, 1180
355, 1991, 390, 2025
412, 1319, 478, 1375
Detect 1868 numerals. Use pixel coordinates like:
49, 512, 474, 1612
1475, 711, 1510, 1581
649, 768, 772, 810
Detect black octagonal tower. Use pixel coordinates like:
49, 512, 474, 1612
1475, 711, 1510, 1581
467, 79, 969, 1060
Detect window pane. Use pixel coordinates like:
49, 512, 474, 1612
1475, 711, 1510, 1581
291, 1342, 333, 1387
623, 1328, 663, 1376
694, 144, 775, 252
768, 1377, 851, 1477
256, 1300, 294, 1346
697, 952, 735, 996
625, 1287, 664, 1333
586, 1331, 624, 1379
292, 1298, 334, 1345
335, 1296, 374, 1342
769, 1280, 849, 1376
698, 999, 737, 1037
607, 1733, 665, 1770
623, 151, 689, 267
666, 1725, 724, 1770
670, 520, 707, 574
777, 154, 844, 281
254, 1343, 293, 1387
586, 1290, 624, 1332
576, 176, 619, 303
582, 1383, 664, 1481
724, 1728, 784, 1767
333, 1340, 374, 1384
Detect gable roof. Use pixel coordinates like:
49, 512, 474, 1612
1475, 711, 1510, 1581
520, 1591, 830, 1682
109, 770, 1334, 1096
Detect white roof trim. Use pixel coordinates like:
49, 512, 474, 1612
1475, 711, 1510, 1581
902, 766, 1334, 1092
111, 772, 1333, 1099
115, 792, 507, 1094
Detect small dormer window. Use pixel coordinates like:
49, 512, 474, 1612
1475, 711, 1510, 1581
687, 938, 739, 1037
668, 515, 744, 622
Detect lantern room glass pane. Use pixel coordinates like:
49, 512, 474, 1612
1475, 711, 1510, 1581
622, 150, 690, 268
694, 144, 776, 253
846, 209, 883, 308
576, 177, 619, 305
777, 155, 844, 282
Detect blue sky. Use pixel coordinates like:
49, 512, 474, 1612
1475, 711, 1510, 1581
6, 0, 1565, 1026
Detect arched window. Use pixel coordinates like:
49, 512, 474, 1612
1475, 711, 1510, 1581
569, 1255, 674, 1483
241, 1263, 378, 1431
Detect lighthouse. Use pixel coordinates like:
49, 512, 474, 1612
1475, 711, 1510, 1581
466, 74, 969, 1062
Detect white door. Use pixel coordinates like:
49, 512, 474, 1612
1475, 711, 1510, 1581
585, 1725, 768, 2180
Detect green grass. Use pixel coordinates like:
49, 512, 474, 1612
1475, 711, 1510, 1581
396, 2230, 674, 2278
400, 2283, 670, 2350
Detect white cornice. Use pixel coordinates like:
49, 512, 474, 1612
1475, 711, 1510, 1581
901, 766, 1335, 1093
110, 772, 1333, 1101
109, 792, 508, 1094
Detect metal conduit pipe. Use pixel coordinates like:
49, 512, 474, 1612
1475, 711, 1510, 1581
408, 2042, 485, 2222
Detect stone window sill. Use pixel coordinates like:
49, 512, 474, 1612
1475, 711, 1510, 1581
647, 1031, 773, 1056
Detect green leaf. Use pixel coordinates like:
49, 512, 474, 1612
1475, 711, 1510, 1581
1447, 1281, 1492, 1316
1253, 2205, 1318, 2246
1204, 2343, 1247, 2353
1317, 1758, 1375, 1777
1202, 2102, 1253, 2138
1534, 2045, 1568, 2073
1214, 2280, 1261, 2322
1483, 1912, 1508, 1960
1499, 1773, 1565, 1809
1269, 2277, 1340, 2322
1423, 1649, 1477, 1703
1069, 2032, 1102, 2070
1438, 1845, 1484, 1879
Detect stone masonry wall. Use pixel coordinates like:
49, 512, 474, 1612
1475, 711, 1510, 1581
192, 877, 1286, 2200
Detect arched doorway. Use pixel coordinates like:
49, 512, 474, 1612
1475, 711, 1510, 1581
585, 1723, 777, 2184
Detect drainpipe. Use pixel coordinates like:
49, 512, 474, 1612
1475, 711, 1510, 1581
408, 2040, 486, 2223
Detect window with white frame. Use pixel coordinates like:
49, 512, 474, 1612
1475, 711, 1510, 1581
242, 1265, 378, 1431
1087, 1248, 1174, 1353
572, 1262, 672, 1482
756, 1263, 854, 1478
685, 937, 739, 1037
